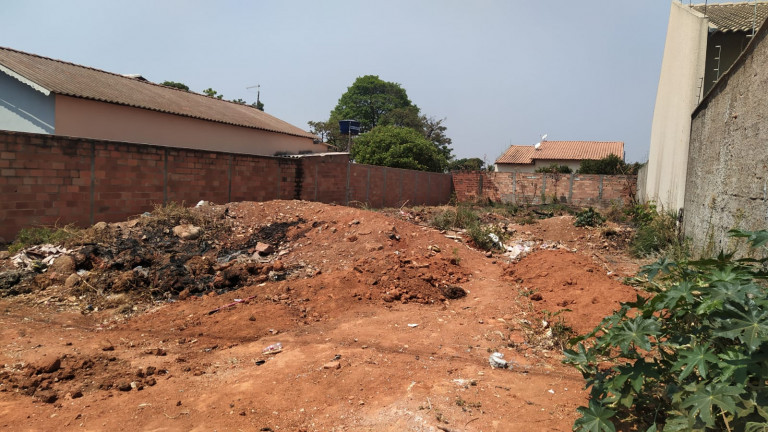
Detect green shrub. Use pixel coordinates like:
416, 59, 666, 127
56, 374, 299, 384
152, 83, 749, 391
430, 209, 457, 231
429, 206, 479, 231
467, 224, 505, 251
565, 229, 768, 432
454, 206, 479, 229
630, 210, 679, 258
574, 207, 606, 227
535, 163, 572, 174
9, 225, 81, 254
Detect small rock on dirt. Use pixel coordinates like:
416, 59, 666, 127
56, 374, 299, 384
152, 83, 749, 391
0, 251, 9, 260
530, 293, 543, 301
64, 273, 81, 289
441, 285, 467, 300
49, 254, 76, 275
255, 242, 275, 255
100, 341, 115, 351
172, 224, 202, 240
39, 357, 62, 374
323, 361, 341, 370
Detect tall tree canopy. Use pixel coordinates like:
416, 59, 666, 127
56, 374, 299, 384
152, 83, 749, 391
351, 125, 446, 173
331, 75, 414, 133
309, 75, 454, 170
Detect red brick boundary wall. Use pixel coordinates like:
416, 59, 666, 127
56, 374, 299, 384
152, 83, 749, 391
452, 171, 636, 207
0, 131, 452, 242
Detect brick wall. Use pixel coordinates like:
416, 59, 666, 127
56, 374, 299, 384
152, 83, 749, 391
452, 171, 636, 207
0, 131, 452, 242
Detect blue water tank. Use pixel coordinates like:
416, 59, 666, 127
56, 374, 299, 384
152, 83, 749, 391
339, 120, 360, 135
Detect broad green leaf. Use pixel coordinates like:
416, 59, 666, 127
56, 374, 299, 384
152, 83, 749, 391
644, 424, 657, 432
681, 383, 743, 427
745, 422, 768, 432
673, 344, 719, 380
661, 412, 696, 431
655, 280, 696, 311
639, 257, 677, 282
608, 316, 659, 352
728, 229, 768, 248
714, 303, 768, 352
574, 401, 616, 432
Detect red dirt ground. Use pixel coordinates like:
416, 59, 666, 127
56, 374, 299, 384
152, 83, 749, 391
0, 200, 644, 431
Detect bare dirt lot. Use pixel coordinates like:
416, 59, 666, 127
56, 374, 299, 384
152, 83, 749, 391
0, 200, 645, 431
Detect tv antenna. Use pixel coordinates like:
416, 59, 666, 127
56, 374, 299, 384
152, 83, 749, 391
246, 84, 261, 105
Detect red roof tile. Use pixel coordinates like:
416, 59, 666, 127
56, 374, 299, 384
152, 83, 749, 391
495, 141, 624, 165
0, 46, 316, 140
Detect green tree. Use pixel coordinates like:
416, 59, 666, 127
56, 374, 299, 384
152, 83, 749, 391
448, 158, 485, 171
250, 100, 264, 111
536, 163, 572, 174
308, 119, 343, 150
421, 116, 453, 162
231, 98, 247, 105
351, 125, 446, 172
203, 88, 223, 99
577, 154, 643, 175
331, 75, 414, 133
160, 81, 189, 91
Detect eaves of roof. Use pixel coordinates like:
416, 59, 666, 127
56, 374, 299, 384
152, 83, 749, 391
0, 46, 317, 140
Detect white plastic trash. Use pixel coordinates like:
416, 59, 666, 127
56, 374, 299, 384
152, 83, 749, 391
489, 352, 509, 369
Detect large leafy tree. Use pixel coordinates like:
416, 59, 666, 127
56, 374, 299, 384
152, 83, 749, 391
352, 125, 446, 172
310, 75, 455, 166
331, 75, 414, 133
448, 157, 486, 171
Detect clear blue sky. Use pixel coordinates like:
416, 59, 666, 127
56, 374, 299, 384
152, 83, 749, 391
2, 1, 704, 163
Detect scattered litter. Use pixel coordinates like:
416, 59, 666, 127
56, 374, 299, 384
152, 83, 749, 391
488, 233, 505, 249
547, 389, 555, 394
254, 360, 266, 366
262, 342, 283, 355
195, 200, 210, 208
489, 352, 509, 369
407, 323, 419, 328
11, 244, 72, 271
206, 294, 258, 315
504, 241, 534, 260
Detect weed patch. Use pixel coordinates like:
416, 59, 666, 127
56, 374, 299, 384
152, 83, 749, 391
566, 229, 768, 431
9, 225, 81, 254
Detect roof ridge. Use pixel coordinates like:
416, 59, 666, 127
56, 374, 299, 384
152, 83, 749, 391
0, 45, 236, 102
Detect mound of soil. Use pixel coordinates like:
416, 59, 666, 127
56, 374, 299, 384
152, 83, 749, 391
0, 200, 648, 431
504, 249, 640, 334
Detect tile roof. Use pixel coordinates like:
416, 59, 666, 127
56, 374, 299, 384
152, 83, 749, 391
692, 2, 768, 33
0, 46, 316, 140
495, 141, 624, 165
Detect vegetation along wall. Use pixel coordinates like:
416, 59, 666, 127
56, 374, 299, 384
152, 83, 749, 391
452, 171, 636, 208
0, 130, 452, 242
684, 21, 768, 256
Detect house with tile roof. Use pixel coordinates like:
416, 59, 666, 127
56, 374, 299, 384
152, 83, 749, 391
494, 140, 624, 173
643, 1, 768, 211
0, 46, 326, 156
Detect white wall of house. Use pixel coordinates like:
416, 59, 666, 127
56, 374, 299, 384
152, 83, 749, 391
496, 159, 581, 173
643, 2, 709, 211
0, 71, 54, 134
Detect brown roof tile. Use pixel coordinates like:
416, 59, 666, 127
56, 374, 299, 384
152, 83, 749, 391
495, 141, 624, 165
0, 46, 316, 140
692, 2, 768, 33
